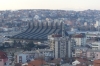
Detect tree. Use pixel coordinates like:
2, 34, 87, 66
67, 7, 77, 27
23, 41, 35, 51
0, 46, 4, 50
27, 41, 35, 48
4, 42, 10, 48
17, 41, 23, 48
12, 40, 17, 47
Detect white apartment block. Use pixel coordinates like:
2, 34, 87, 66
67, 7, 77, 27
72, 34, 86, 46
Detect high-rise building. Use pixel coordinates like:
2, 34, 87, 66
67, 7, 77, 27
48, 35, 72, 59
94, 21, 100, 31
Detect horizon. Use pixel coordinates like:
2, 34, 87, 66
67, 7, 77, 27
0, 8, 100, 11
0, 0, 100, 11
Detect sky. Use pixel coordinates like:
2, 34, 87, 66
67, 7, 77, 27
0, 0, 100, 10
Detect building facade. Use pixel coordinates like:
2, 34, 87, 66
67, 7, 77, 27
90, 42, 100, 50
48, 35, 72, 59
71, 34, 86, 46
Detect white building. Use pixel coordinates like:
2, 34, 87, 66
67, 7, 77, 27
72, 34, 86, 46
14, 51, 37, 63
94, 21, 99, 28
90, 41, 100, 50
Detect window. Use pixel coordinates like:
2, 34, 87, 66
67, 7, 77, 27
19, 56, 22, 63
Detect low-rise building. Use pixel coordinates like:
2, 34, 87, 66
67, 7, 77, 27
14, 51, 37, 63
72, 47, 88, 58
90, 41, 100, 50
87, 50, 100, 60
36, 49, 54, 61
14, 49, 54, 63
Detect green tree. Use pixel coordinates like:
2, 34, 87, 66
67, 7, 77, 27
23, 41, 35, 51
27, 41, 35, 48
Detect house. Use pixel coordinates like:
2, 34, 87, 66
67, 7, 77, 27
72, 57, 88, 66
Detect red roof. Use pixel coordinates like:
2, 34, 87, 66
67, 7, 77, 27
94, 59, 100, 64
72, 34, 84, 38
27, 59, 46, 66
93, 59, 100, 66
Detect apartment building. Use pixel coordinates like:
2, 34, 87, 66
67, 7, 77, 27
48, 35, 72, 59
71, 34, 86, 46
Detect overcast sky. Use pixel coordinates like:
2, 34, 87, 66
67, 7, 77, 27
0, 0, 100, 10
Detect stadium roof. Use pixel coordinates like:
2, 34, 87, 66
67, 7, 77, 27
9, 21, 68, 41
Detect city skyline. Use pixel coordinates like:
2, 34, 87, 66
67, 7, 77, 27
0, 0, 100, 10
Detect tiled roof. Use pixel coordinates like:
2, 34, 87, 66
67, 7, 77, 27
72, 34, 85, 38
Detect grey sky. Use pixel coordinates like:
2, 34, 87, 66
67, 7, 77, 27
0, 0, 100, 10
